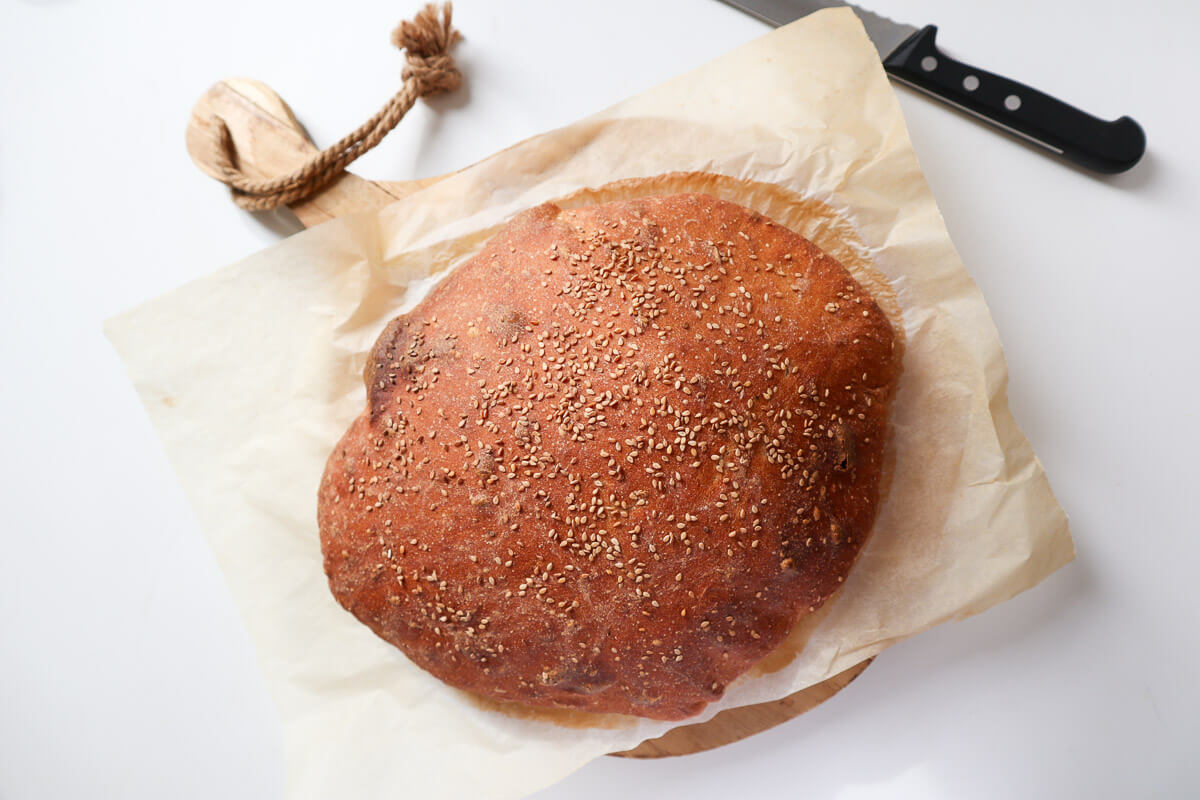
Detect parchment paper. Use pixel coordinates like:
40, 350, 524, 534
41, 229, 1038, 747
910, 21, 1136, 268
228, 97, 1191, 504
106, 9, 1073, 799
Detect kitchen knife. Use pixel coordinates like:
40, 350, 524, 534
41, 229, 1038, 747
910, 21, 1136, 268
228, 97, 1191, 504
718, 0, 1145, 174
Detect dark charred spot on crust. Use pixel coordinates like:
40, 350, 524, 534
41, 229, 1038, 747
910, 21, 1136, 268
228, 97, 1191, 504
830, 422, 857, 473
543, 660, 617, 696
363, 319, 459, 421
364, 317, 414, 419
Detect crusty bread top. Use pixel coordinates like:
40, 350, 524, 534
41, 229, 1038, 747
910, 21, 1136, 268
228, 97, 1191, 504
318, 193, 899, 720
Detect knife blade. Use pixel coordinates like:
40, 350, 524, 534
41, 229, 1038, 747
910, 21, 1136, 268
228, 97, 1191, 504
718, 0, 1146, 174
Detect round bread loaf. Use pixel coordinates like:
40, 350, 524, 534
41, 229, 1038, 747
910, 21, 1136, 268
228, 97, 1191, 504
318, 193, 899, 720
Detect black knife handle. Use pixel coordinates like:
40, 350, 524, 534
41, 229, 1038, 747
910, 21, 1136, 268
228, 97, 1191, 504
883, 26, 1145, 174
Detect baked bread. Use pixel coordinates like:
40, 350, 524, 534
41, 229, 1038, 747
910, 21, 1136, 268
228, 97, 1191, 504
318, 193, 899, 720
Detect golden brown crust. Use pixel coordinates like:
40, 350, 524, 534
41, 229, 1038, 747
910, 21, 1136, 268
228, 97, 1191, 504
318, 194, 898, 720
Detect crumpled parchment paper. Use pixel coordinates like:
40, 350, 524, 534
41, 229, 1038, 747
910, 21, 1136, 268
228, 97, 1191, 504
106, 9, 1073, 799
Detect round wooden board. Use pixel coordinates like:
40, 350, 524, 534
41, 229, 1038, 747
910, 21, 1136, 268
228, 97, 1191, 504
610, 658, 873, 758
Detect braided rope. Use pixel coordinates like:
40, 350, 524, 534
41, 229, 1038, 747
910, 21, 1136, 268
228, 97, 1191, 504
206, 3, 462, 211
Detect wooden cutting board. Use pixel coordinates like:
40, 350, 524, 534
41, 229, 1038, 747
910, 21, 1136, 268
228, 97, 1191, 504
185, 77, 874, 758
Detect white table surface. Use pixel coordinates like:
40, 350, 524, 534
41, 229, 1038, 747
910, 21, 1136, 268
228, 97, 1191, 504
2, 0, 1198, 797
